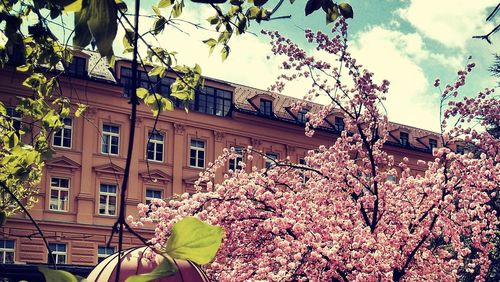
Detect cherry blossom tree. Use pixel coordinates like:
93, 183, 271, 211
130, 18, 499, 281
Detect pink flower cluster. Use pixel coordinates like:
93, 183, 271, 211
130, 20, 499, 281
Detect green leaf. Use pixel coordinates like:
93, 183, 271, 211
123, 29, 135, 51
203, 38, 217, 47
221, 45, 230, 62
326, 5, 339, 24
75, 103, 87, 117
158, 0, 173, 8
149, 66, 166, 78
152, 16, 166, 35
171, 90, 190, 101
125, 256, 177, 282
254, 0, 268, 6
10, 133, 19, 148
247, 6, 260, 19
47, 0, 84, 12
115, 0, 128, 12
321, 0, 333, 12
63, 0, 83, 12
136, 88, 149, 99
217, 31, 231, 44
339, 2, 353, 19
164, 216, 224, 265
236, 16, 247, 34
0, 211, 6, 227
26, 151, 39, 164
73, 8, 92, 49
87, 0, 118, 60
305, 0, 322, 16
38, 266, 79, 282
152, 6, 162, 16
16, 64, 31, 72
206, 15, 219, 25
171, 2, 183, 18
193, 64, 202, 74
162, 97, 174, 111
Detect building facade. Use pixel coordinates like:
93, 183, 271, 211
0, 52, 444, 270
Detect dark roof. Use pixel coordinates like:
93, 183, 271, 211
76, 50, 440, 152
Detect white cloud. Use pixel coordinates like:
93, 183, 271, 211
349, 26, 442, 131
397, 0, 498, 49
116, 6, 282, 90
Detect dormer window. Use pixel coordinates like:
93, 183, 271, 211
297, 110, 308, 124
260, 99, 273, 116
400, 132, 409, 146
194, 86, 232, 117
335, 117, 345, 132
68, 56, 87, 78
429, 138, 437, 151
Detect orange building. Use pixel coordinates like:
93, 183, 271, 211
0, 52, 443, 276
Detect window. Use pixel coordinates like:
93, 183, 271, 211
193, 86, 232, 117
145, 189, 162, 205
399, 132, 409, 147
68, 56, 87, 78
335, 117, 345, 132
429, 139, 437, 151
0, 240, 15, 264
298, 158, 308, 184
97, 246, 115, 263
52, 118, 72, 148
48, 243, 67, 264
121, 67, 177, 101
49, 177, 70, 212
228, 146, 244, 171
189, 139, 206, 168
121, 68, 154, 98
296, 110, 308, 124
102, 124, 119, 155
7, 44, 25, 66
265, 152, 279, 169
99, 184, 117, 216
386, 175, 397, 183
120, 67, 133, 97
147, 131, 164, 162
260, 99, 273, 116
6, 107, 21, 131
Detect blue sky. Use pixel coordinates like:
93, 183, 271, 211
101, 1, 499, 131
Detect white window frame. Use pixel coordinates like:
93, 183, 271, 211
101, 124, 120, 155
97, 246, 115, 263
265, 152, 279, 169
48, 243, 67, 264
0, 239, 15, 264
52, 118, 73, 149
189, 139, 206, 169
99, 183, 117, 216
49, 177, 70, 212
228, 146, 244, 171
145, 189, 163, 205
147, 131, 164, 162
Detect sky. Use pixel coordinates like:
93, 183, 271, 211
76, 0, 500, 132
